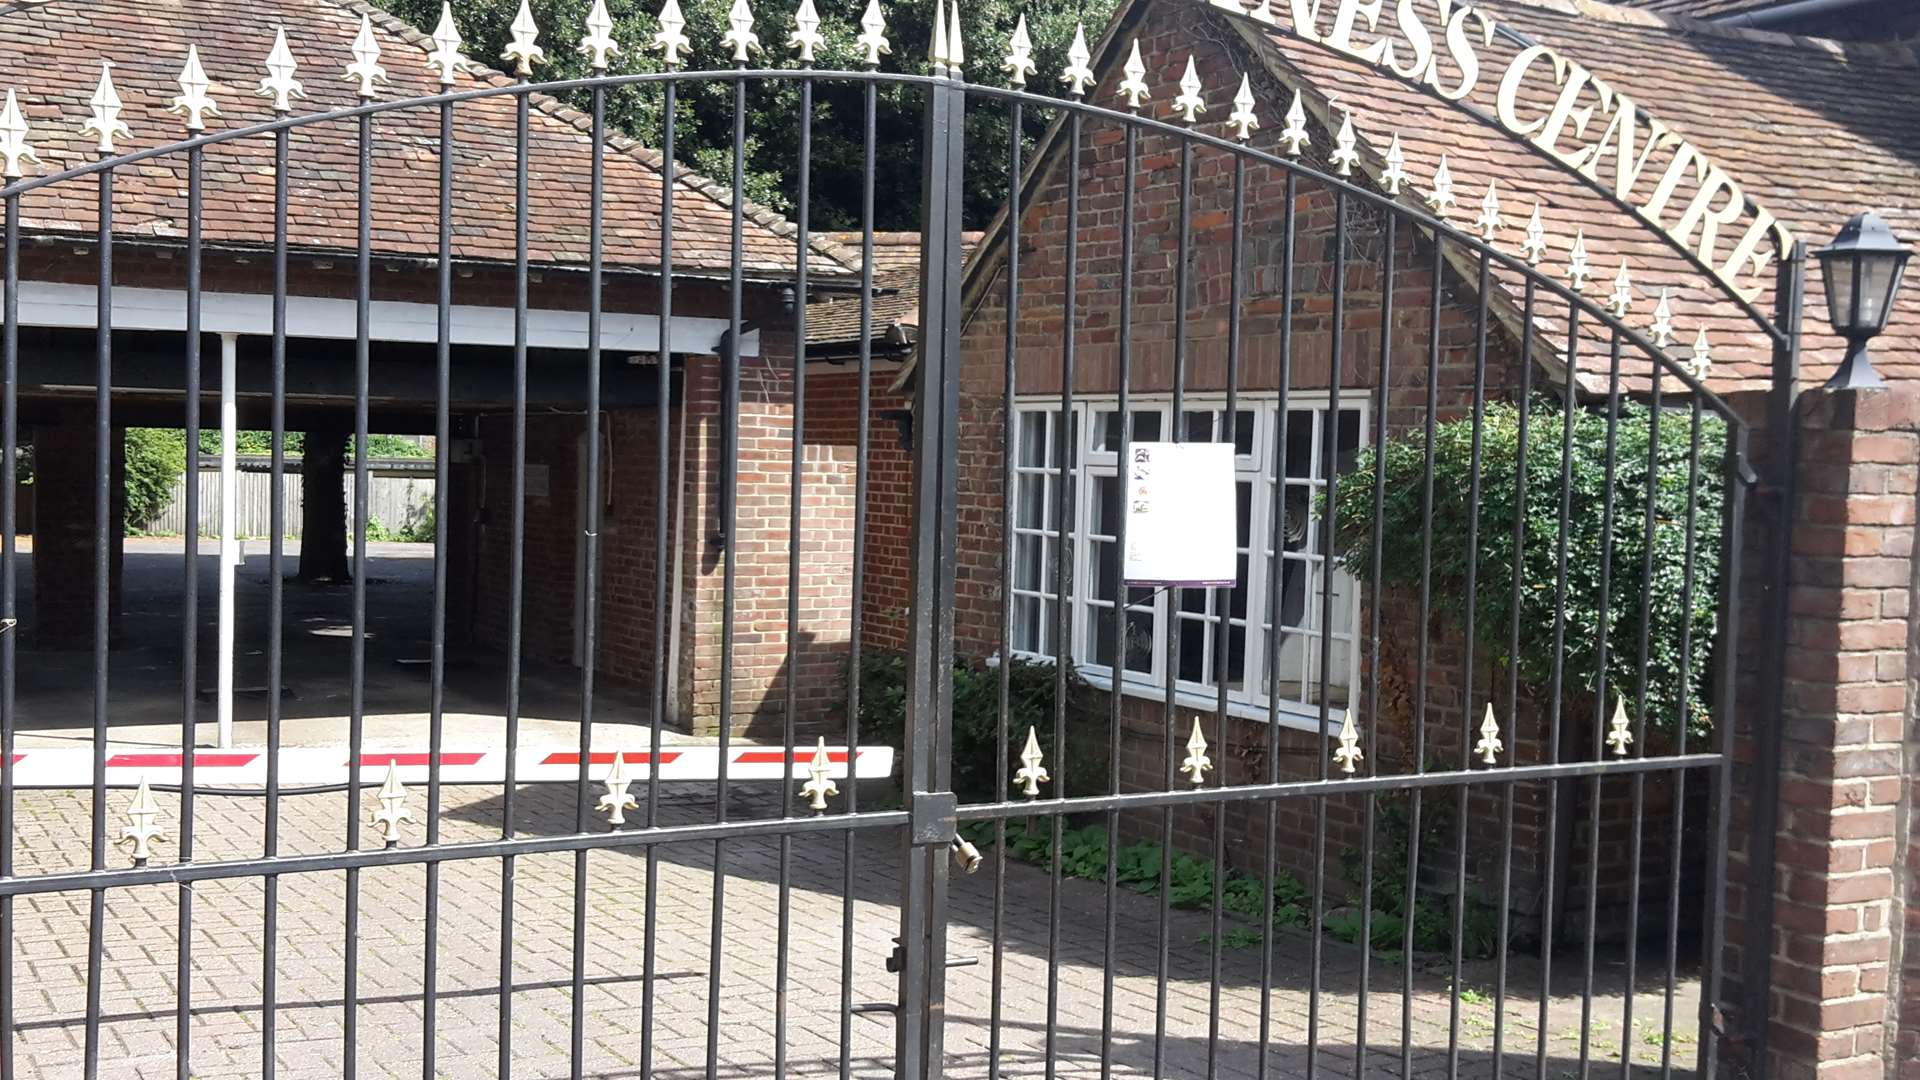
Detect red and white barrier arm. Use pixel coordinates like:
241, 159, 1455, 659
0, 746, 894, 789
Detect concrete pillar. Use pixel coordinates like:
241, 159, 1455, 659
298, 426, 349, 583
1723, 385, 1919, 1080
29, 412, 125, 650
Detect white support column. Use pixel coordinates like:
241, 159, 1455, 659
217, 332, 239, 749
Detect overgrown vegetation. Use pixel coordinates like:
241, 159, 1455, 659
1329, 398, 1726, 739
195, 431, 430, 459
365, 506, 438, 544
854, 650, 1104, 804
958, 813, 1500, 959
123, 428, 188, 532
375, 0, 1117, 228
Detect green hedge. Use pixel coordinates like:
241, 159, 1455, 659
853, 649, 1104, 804
1329, 398, 1725, 739
123, 428, 187, 532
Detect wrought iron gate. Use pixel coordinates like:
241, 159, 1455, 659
0, 1, 1790, 1077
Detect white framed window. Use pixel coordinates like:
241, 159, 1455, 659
1009, 394, 1366, 728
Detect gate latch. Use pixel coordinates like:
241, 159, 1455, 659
909, 791, 981, 873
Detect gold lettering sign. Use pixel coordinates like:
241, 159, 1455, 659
1242, 0, 1792, 301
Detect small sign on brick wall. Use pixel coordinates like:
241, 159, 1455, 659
1122, 442, 1236, 588
524, 464, 549, 498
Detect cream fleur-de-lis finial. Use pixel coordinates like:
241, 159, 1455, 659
120, 777, 165, 865
1605, 697, 1633, 756
788, 0, 824, 63
1568, 229, 1591, 293
1332, 713, 1363, 774
580, 0, 620, 70
258, 29, 307, 114
1015, 726, 1049, 797
427, 3, 467, 86
169, 45, 220, 132
1381, 133, 1407, 195
371, 762, 413, 846
80, 66, 130, 156
0, 90, 36, 179
858, 0, 891, 68
1427, 154, 1455, 213
346, 14, 390, 98
1650, 288, 1675, 348
1329, 107, 1360, 176
1002, 18, 1037, 86
1180, 718, 1212, 786
1607, 260, 1633, 318
1688, 326, 1713, 380
722, 0, 760, 64
1521, 203, 1547, 265
597, 752, 639, 827
1473, 180, 1501, 241
1117, 39, 1148, 110
654, 0, 691, 67
1474, 703, 1504, 765
501, 0, 546, 76
801, 737, 839, 812
1172, 56, 1206, 123
1061, 24, 1094, 97
946, 0, 964, 73
1278, 89, 1309, 156
1228, 74, 1258, 141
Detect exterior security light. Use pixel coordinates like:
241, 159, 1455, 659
1815, 211, 1911, 390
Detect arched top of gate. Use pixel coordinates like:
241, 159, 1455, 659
0, 0, 1758, 423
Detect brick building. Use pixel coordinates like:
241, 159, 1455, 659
4, 0, 866, 735
849, 0, 1917, 1076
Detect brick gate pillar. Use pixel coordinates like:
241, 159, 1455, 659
30, 411, 126, 650
1724, 384, 1920, 1080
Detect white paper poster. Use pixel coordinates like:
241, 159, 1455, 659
1122, 441, 1237, 587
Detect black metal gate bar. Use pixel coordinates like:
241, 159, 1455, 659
1447, 250, 1494, 1080
177, 136, 205, 1080
779, 55, 816, 1080
1579, 332, 1626, 1079
1154, 126, 1197, 1080
842, 59, 880, 1080
642, 67, 678, 1080
1405, 232, 1445, 1080
990, 87, 1022, 1080
1663, 394, 1707, 1079
422, 88, 453, 1079
1260, 166, 1301, 1080
1621, 356, 1664, 1079
1045, 100, 1081, 1080
710, 56, 748, 1080
1537, 298, 1584, 1080
344, 95, 375, 1080
82, 159, 113, 1080
899, 44, 964, 1080
1101, 102, 1140, 1080
0, 166, 18, 1080
262, 110, 291, 1080
1492, 277, 1538, 1080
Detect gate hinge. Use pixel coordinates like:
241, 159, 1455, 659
908, 790, 958, 845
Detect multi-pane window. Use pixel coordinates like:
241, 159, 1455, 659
1009, 396, 1365, 723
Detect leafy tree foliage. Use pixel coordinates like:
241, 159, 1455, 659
376, 0, 1113, 228
124, 428, 188, 532
1329, 398, 1726, 740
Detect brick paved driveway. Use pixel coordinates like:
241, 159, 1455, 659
7, 782, 1700, 1079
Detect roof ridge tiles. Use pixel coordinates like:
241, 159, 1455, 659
330, 0, 863, 276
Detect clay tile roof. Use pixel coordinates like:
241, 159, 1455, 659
806, 231, 983, 350
1613, 0, 1790, 18
1227, 0, 1920, 391
0, 0, 859, 280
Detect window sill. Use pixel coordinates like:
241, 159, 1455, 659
989, 654, 1344, 738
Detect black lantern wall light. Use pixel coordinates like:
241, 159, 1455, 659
1814, 211, 1912, 390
